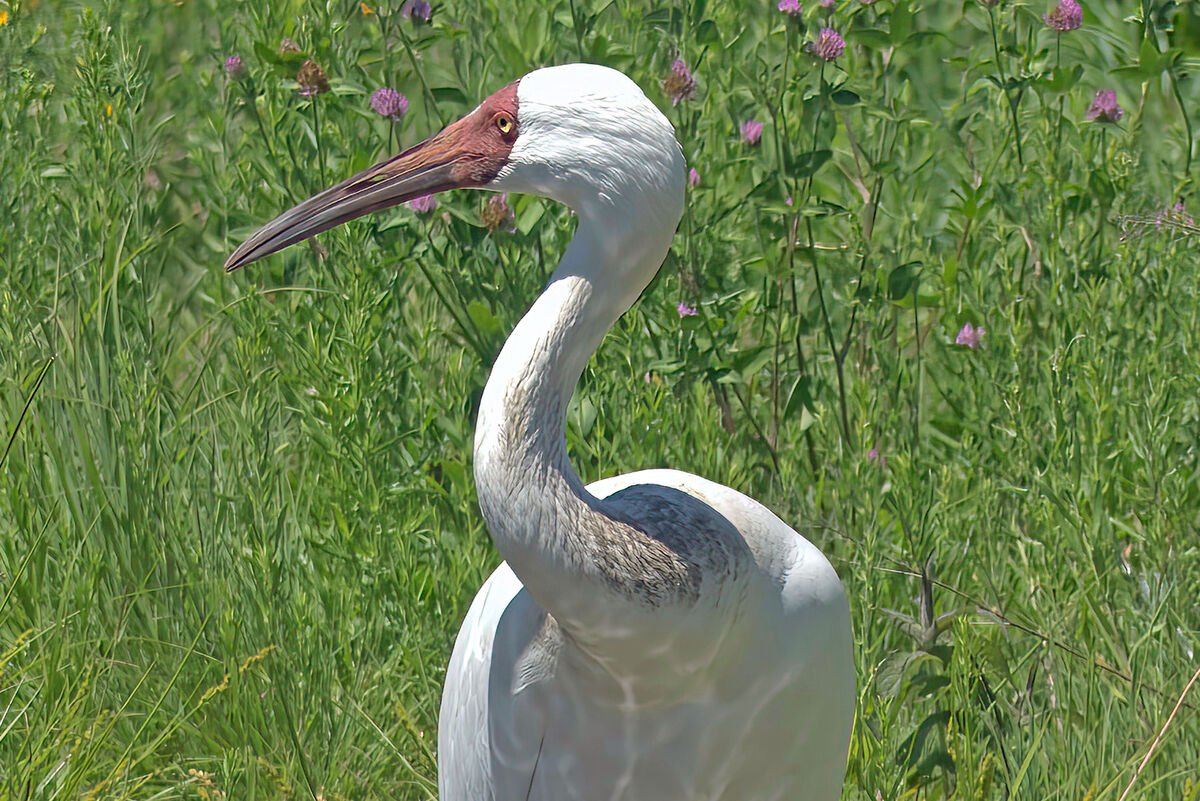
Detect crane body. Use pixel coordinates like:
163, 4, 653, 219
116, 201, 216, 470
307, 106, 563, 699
442, 470, 851, 801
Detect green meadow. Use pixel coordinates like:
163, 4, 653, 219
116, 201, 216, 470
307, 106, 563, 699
2, 0, 1199, 797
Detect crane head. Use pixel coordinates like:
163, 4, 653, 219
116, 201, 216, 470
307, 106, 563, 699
224, 63, 684, 272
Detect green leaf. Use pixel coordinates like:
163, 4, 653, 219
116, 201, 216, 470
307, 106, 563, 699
783, 375, 812, 421
1171, 6, 1200, 53
1008, 716, 1049, 797
1063, 193, 1092, 215
848, 28, 891, 50
466, 300, 501, 336
254, 40, 304, 74
877, 651, 935, 698
431, 86, 469, 107
888, 261, 921, 301
1139, 37, 1162, 77
912, 749, 955, 781
798, 405, 817, 433
643, 7, 682, 27
831, 89, 860, 106
897, 710, 952, 769
942, 255, 958, 287
695, 19, 721, 47
731, 346, 773, 383
436, 459, 468, 491
1088, 169, 1114, 206
1109, 64, 1144, 79
786, 149, 831, 179
1040, 64, 1083, 93
515, 199, 545, 234
890, 0, 913, 43
569, 393, 598, 437
800, 201, 848, 218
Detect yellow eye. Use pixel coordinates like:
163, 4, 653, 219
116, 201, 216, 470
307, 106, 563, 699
496, 115, 513, 134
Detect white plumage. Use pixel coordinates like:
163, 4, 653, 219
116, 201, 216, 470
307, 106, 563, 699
438, 65, 855, 801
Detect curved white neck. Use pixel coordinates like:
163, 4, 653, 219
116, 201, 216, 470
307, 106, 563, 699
472, 209, 675, 636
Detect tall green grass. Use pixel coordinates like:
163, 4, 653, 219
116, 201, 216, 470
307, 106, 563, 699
2, 0, 1199, 798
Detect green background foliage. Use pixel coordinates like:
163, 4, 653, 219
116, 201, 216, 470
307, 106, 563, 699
2, 0, 1199, 798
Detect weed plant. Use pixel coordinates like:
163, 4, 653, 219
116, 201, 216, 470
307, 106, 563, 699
1, 0, 1199, 798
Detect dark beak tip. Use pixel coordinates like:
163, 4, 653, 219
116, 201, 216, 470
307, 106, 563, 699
223, 135, 460, 274
224, 240, 260, 272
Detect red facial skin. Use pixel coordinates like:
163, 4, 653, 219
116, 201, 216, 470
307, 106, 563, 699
225, 81, 521, 271
441, 81, 520, 186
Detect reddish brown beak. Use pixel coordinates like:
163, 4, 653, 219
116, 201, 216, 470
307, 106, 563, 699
226, 80, 519, 272
225, 134, 463, 272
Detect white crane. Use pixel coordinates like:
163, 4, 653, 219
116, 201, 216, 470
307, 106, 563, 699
227, 63, 854, 801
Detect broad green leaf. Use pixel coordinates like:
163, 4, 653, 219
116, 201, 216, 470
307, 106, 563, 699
466, 300, 501, 336
431, 86, 469, 107
1140, 37, 1162, 77
695, 20, 721, 47
888, 261, 921, 301
786, 149, 832, 179
890, 0, 913, 43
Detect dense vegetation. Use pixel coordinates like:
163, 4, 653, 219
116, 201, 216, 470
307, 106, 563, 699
2, 0, 1199, 798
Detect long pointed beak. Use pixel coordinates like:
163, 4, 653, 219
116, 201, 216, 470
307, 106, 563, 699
225, 134, 464, 272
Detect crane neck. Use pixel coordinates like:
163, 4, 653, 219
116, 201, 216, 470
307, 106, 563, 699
472, 204, 681, 639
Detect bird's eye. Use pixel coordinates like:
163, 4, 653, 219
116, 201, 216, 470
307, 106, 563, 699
495, 115, 513, 134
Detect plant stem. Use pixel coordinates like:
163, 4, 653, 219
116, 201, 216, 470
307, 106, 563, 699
783, 214, 821, 478
395, 21, 444, 127
1168, 68, 1194, 176
1053, 32, 1064, 164
805, 217, 852, 447
312, 96, 325, 187
988, 6, 1024, 165
568, 0, 585, 60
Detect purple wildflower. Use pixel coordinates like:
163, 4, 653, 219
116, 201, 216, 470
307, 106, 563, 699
677, 302, 698, 318
819, 0, 835, 7
408, 194, 438, 214
278, 37, 302, 56
777, 0, 802, 14
1154, 201, 1193, 230
481, 192, 515, 232
867, 446, 886, 469
370, 87, 409, 120
662, 59, 698, 106
740, 119, 764, 146
955, 322, 986, 349
1044, 0, 1082, 31
1086, 89, 1122, 123
400, 0, 432, 22
224, 54, 245, 79
687, 167, 701, 188
810, 28, 846, 62
296, 60, 330, 97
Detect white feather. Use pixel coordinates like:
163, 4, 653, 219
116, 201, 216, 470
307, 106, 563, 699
439, 65, 854, 801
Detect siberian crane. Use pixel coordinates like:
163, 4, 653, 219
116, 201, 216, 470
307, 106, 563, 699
226, 63, 854, 801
